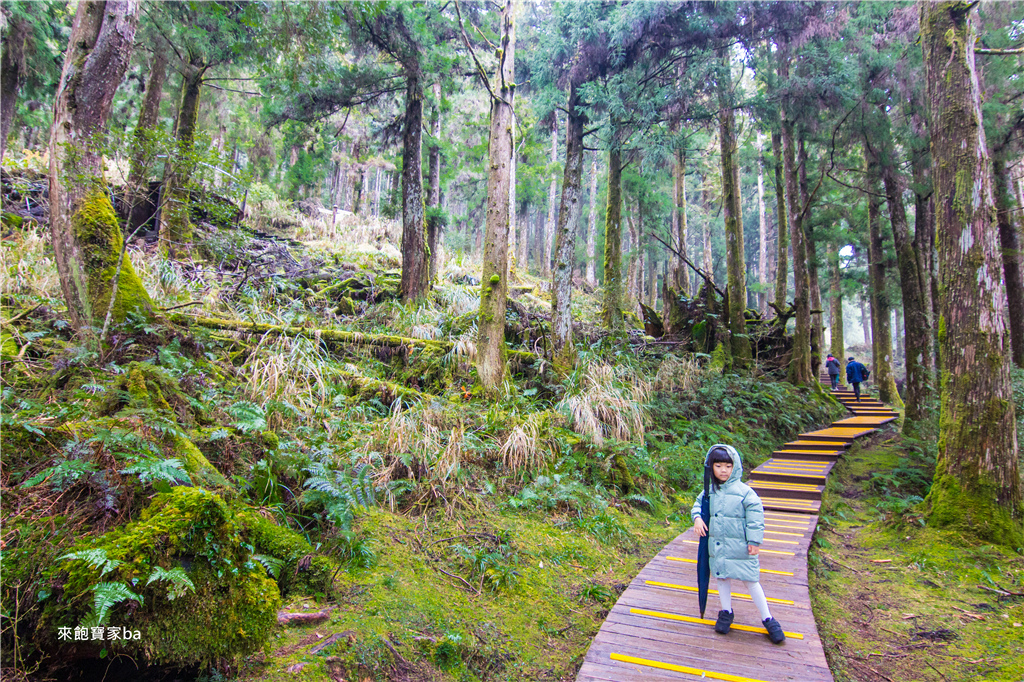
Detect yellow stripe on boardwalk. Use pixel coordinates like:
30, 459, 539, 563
628, 607, 805, 639
764, 511, 816, 520
665, 556, 795, 576
644, 580, 796, 605
680, 539, 796, 555
610, 653, 771, 682
764, 529, 805, 537
766, 522, 809, 530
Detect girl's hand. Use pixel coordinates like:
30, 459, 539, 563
748, 544, 759, 555
693, 518, 708, 537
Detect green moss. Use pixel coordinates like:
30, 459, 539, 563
236, 510, 337, 596
261, 430, 280, 450
1, 331, 17, 359
710, 341, 728, 371
44, 488, 280, 666
71, 189, 154, 326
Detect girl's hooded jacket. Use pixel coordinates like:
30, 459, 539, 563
689, 444, 765, 583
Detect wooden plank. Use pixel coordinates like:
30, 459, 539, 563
748, 481, 824, 501
833, 415, 898, 426
782, 440, 849, 450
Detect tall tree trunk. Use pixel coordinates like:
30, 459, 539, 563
828, 242, 845, 383
0, 15, 30, 164
426, 82, 443, 281
543, 118, 558, 279
160, 60, 205, 256
586, 151, 598, 286
672, 141, 691, 295
508, 135, 517, 275
910, 119, 940, 374
49, 0, 152, 332
757, 135, 769, 315
993, 150, 1024, 368
868, 106, 932, 431
702, 187, 713, 278
865, 154, 902, 407
718, 48, 750, 368
781, 103, 812, 383
400, 71, 429, 303
124, 45, 168, 231
476, 0, 516, 391
772, 130, 789, 312
550, 85, 585, 371
601, 147, 624, 331
799, 137, 824, 373
920, 0, 1021, 541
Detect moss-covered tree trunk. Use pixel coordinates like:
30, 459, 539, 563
782, 115, 812, 384
756, 137, 768, 315
550, 84, 585, 372
426, 81, 443, 282
920, 0, 1021, 542
476, 0, 516, 392
49, 0, 154, 332
601, 147, 623, 332
123, 45, 168, 232
828, 242, 845, 384
400, 71, 429, 303
799, 137, 824, 374
869, 106, 932, 431
993, 150, 1024, 368
0, 14, 29, 164
159, 59, 205, 257
865, 154, 903, 408
718, 49, 750, 369
772, 129, 789, 314
585, 151, 599, 287
672, 139, 691, 296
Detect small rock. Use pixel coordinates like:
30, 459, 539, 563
285, 662, 308, 673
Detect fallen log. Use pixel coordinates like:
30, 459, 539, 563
277, 608, 333, 626
171, 314, 541, 368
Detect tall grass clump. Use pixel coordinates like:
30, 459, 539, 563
556, 362, 649, 446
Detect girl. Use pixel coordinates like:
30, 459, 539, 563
691, 444, 786, 644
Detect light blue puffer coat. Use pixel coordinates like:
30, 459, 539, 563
689, 444, 765, 583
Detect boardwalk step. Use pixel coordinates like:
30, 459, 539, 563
783, 439, 850, 451
760, 496, 822, 513
771, 449, 842, 462
750, 480, 825, 500
833, 415, 898, 426
750, 460, 834, 484
799, 427, 876, 442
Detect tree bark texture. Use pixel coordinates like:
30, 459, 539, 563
426, 81, 443, 282
551, 86, 585, 371
672, 143, 691, 296
772, 130, 789, 313
910, 125, 940, 374
49, 0, 152, 331
781, 114, 812, 384
701, 185, 713, 279
993, 151, 1024, 368
869, 106, 932, 430
828, 242, 845, 383
757, 139, 769, 315
718, 49, 750, 368
865, 156, 902, 407
124, 45, 168, 231
601, 148, 623, 331
400, 72, 430, 303
920, 0, 1021, 541
799, 137, 824, 370
0, 15, 30, 164
476, 0, 516, 391
586, 151, 598, 286
160, 60, 204, 256
543, 118, 558, 278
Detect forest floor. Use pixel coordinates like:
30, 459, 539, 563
810, 436, 1024, 682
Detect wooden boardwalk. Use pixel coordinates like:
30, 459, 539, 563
576, 381, 897, 682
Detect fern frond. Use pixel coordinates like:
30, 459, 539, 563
121, 458, 192, 486
60, 548, 122, 577
146, 566, 195, 600
88, 582, 142, 626
251, 554, 284, 579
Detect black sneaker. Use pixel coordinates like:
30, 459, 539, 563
714, 609, 734, 634
763, 617, 785, 644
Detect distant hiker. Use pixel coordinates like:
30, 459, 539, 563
846, 356, 869, 401
691, 445, 786, 644
825, 353, 841, 390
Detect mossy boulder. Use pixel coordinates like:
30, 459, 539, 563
43, 488, 280, 666
236, 510, 337, 596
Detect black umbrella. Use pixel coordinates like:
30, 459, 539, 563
697, 462, 711, 619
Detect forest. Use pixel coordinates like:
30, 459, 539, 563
1, 1, 1023, 681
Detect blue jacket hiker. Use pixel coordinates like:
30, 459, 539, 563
845, 357, 868, 401
690, 445, 786, 643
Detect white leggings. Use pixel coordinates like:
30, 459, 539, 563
717, 578, 772, 621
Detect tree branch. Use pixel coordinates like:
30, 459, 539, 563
649, 232, 725, 298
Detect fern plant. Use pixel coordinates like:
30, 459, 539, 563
60, 548, 123, 578
251, 553, 285, 579
302, 461, 377, 529
227, 401, 267, 433
120, 457, 192, 487
86, 582, 143, 627
145, 566, 195, 601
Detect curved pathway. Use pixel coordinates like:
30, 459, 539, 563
575, 381, 898, 682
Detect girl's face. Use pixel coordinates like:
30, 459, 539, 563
713, 461, 733, 483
